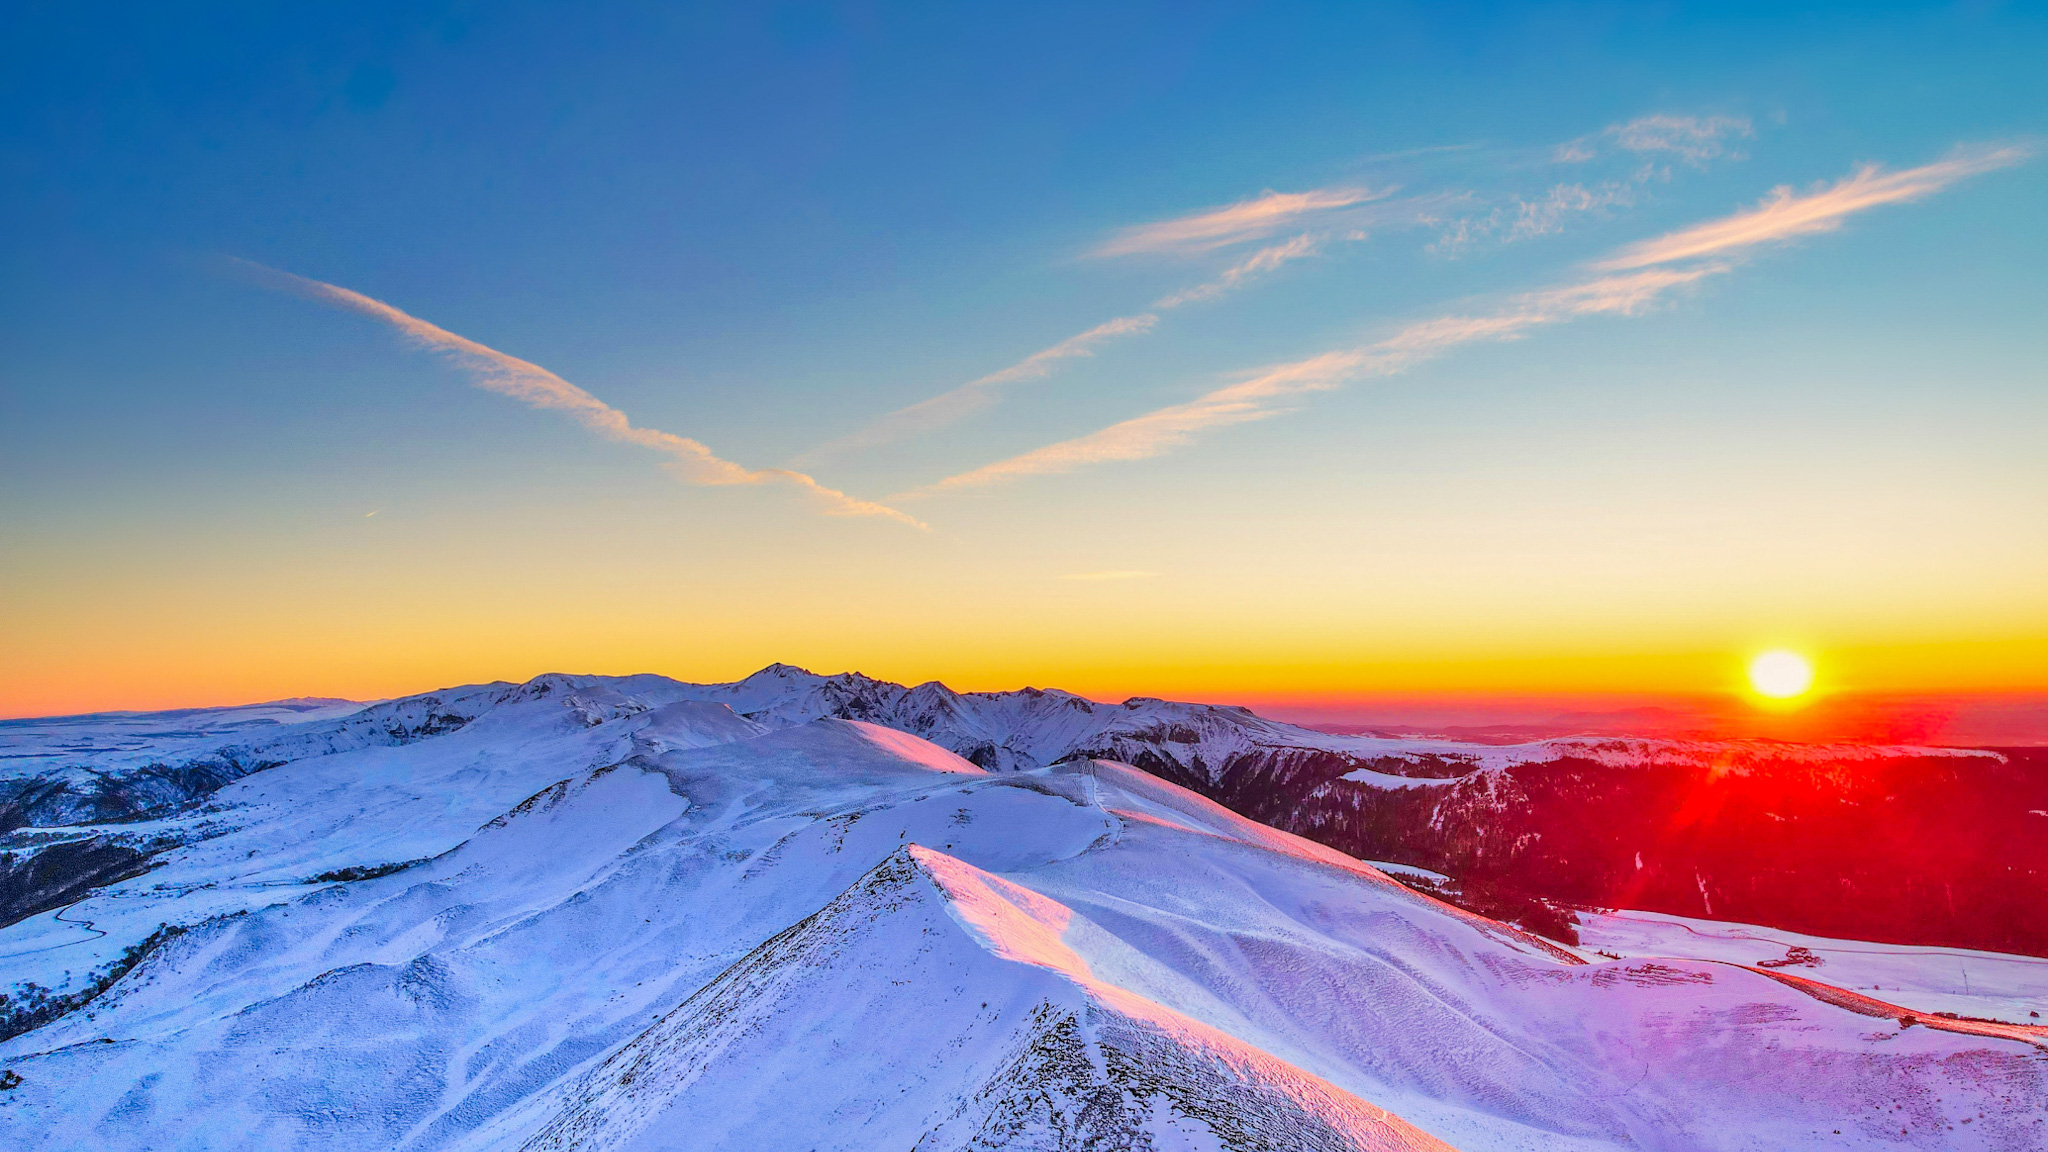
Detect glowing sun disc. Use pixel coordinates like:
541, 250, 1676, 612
1748, 650, 1814, 699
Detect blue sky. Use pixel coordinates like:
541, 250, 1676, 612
3, 2, 2045, 714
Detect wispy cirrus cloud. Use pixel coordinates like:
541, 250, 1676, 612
794, 313, 1158, 464
913, 266, 1714, 493
805, 233, 1330, 463
916, 147, 2022, 494
1599, 144, 2029, 270
1096, 186, 1389, 257
236, 260, 925, 528
1153, 234, 1321, 308
815, 136, 2021, 472
1612, 114, 1752, 163
1437, 114, 1754, 256
812, 172, 1458, 462
1112, 114, 1745, 266
1429, 180, 1638, 255
911, 349, 1372, 492
1556, 114, 1753, 166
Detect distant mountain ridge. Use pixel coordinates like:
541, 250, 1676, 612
0, 663, 1501, 832
4, 664, 2041, 956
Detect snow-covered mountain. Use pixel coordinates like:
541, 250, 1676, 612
0, 663, 1562, 838
6, 664, 2042, 951
651, 661, 1507, 776
13, 663, 1990, 830
2, 670, 2044, 1150
10, 664, 2046, 954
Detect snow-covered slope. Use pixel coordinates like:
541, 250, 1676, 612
0, 674, 726, 833
2, 673, 2043, 1150
0, 697, 366, 831
1577, 908, 2048, 1023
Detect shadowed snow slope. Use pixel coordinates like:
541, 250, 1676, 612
2, 675, 2044, 1150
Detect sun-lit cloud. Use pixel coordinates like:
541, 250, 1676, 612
909, 349, 1370, 492
838, 140, 2025, 483
817, 171, 1480, 459
1611, 114, 1753, 163
1153, 234, 1321, 308
1433, 115, 1745, 256
919, 147, 2023, 494
1439, 113, 1756, 256
1557, 114, 1753, 166
1600, 144, 2028, 270
914, 267, 1715, 493
1514, 183, 1637, 239
234, 260, 925, 528
1097, 186, 1390, 256
1430, 181, 1638, 255
807, 234, 1328, 462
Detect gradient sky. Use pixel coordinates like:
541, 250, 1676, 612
4, 2, 2046, 719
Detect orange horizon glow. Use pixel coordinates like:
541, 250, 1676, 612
7, 632, 2045, 732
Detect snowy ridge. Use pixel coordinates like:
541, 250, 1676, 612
507, 846, 1453, 1152
670, 662, 2003, 776
0, 676, 649, 833
2, 664, 1997, 836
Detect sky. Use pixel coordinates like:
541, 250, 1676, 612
3, 2, 2045, 725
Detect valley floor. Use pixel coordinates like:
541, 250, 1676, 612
1577, 908, 2048, 1025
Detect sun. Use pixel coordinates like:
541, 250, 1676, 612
1748, 650, 1815, 700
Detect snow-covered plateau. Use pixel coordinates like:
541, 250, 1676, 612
1, 667, 2043, 1150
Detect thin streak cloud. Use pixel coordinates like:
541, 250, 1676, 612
874, 111, 1743, 452
919, 148, 2021, 494
798, 313, 1158, 463
1097, 186, 1389, 256
1555, 114, 1753, 166
236, 260, 925, 528
1600, 144, 2028, 270
914, 268, 1712, 493
808, 234, 1323, 461
1153, 234, 1321, 308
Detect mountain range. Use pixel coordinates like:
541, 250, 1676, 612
1, 666, 2043, 1150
